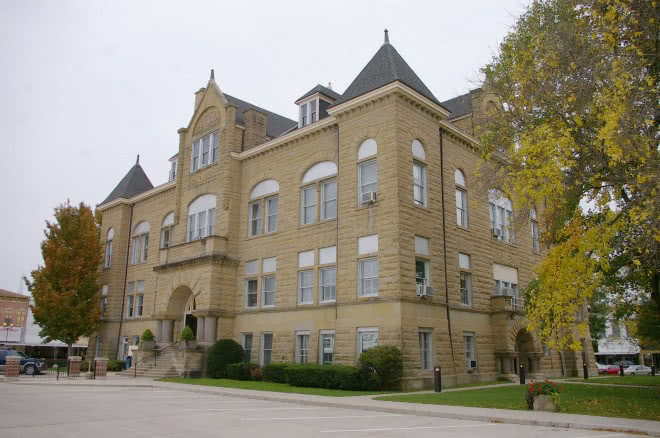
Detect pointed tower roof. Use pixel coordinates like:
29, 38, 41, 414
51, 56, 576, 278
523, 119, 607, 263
100, 156, 154, 205
332, 30, 441, 107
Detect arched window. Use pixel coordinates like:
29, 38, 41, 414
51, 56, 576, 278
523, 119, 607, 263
412, 140, 427, 207
131, 222, 150, 264
357, 139, 377, 206
161, 212, 174, 249
187, 194, 216, 241
530, 208, 540, 252
104, 228, 114, 268
301, 162, 337, 224
488, 189, 514, 242
455, 169, 468, 227
248, 180, 279, 236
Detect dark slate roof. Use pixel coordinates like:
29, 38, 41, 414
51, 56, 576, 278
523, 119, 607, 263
332, 42, 442, 107
225, 93, 297, 139
100, 162, 154, 205
296, 84, 342, 103
441, 92, 473, 118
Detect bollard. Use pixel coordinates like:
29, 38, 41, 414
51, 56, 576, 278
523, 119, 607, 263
651, 363, 656, 377
619, 364, 624, 377
519, 364, 526, 384
583, 363, 589, 380
434, 367, 442, 392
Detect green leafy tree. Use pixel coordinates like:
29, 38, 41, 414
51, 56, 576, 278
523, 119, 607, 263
479, 0, 659, 350
25, 201, 103, 355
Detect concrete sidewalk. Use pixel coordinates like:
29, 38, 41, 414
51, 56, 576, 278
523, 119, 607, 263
152, 380, 660, 437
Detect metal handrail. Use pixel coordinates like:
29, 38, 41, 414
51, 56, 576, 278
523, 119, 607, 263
132, 341, 179, 377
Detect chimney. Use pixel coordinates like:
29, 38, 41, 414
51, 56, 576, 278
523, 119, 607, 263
194, 87, 206, 111
242, 108, 268, 150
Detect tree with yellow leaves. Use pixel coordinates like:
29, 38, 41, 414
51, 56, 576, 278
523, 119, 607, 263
479, 0, 659, 350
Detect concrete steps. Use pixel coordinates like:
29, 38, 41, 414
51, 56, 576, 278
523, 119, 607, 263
119, 348, 203, 378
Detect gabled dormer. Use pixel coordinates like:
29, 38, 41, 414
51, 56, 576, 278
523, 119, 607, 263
295, 84, 342, 128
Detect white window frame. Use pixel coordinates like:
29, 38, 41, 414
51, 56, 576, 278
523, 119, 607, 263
358, 258, 379, 297
301, 185, 317, 225
298, 270, 314, 304
126, 282, 135, 318
489, 190, 514, 242
245, 278, 258, 308
357, 327, 379, 356
464, 332, 477, 370
104, 229, 113, 267
262, 275, 276, 307
169, 158, 178, 182
319, 330, 335, 364
242, 333, 253, 362
265, 196, 278, 233
320, 179, 337, 220
456, 187, 468, 227
187, 195, 216, 242
160, 226, 172, 249
358, 159, 377, 206
191, 130, 220, 173
319, 267, 336, 303
298, 97, 320, 127
295, 331, 310, 363
248, 201, 262, 236
460, 271, 473, 306
531, 219, 540, 252
100, 285, 108, 318
261, 332, 273, 366
415, 258, 430, 287
413, 161, 427, 207
419, 329, 433, 370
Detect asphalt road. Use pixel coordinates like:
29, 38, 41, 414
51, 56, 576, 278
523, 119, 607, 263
0, 384, 640, 438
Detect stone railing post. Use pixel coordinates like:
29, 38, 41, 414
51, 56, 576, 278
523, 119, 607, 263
4, 356, 21, 381
95, 358, 108, 378
68, 356, 82, 377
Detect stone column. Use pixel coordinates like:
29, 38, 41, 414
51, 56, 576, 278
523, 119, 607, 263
95, 358, 108, 378
68, 356, 82, 377
4, 356, 21, 381
204, 317, 217, 342
156, 320, 163, 341
161, 320, 173, 343
196, 318, 205, 342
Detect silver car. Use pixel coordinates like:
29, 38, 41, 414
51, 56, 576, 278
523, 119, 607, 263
623, 365, 654, 376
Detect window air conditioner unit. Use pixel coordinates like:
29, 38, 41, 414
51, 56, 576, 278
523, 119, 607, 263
425, 286, 434, 297
470, 360, 477, 368
361, 191, 377, 205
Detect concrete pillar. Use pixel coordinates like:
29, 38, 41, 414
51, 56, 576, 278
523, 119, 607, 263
68, 356, 82, 377
95, 358, 108, 378
161, 320, 173, 343
4, 356, 21, 380
156, 320, 163, 341
204, 317, 217, 342
196, 318, 205, 342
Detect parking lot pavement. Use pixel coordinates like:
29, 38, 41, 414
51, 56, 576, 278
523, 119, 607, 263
0, 385, 641, 438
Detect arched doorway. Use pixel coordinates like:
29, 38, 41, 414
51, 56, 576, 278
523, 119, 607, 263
516, 329, 537, 375
183, 294, 198, 339
164, 285, 197, 342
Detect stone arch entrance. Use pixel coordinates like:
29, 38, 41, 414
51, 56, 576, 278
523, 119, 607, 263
183, 293, 198, 339
516, 329, 534, 374
157, 285, 196, 344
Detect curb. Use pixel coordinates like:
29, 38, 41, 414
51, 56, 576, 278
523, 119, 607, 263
9, 382, 156, 388
153, 381, 659, 437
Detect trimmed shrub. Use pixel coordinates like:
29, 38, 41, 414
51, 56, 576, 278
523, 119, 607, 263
107, 360, 126, 371
141, 329, 154, 341
180, 326, 194, 341
206, 339, 244, 378
284, 364, 370, 390
262, 363, 290, 383
225, 362, 260, 381
358, 345, 403, 390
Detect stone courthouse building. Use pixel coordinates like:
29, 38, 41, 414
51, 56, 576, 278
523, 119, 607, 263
93, 32, 597, 387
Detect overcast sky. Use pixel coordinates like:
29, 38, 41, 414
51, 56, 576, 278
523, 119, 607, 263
0, 0, 530, 292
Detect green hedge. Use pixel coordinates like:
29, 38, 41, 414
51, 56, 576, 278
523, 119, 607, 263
358, 345, 402, 390
262, 363, 290, 383
207, 339, 245, 378
107, 360, 126, 371
226, 362, 260, 381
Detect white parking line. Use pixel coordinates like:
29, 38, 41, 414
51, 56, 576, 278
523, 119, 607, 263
244, 414, 404, 421
133, 400, 267, 404
185, 407, 319, 412
320, 423, 499, 433
573, 434, 627, 438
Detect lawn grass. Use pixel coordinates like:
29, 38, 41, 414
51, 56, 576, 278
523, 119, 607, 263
159, 377, 389, 397
376, 383, 660, 421
566, 375, 660, 387
452, 380, 513, 389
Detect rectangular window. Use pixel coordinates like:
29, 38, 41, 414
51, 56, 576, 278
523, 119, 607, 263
245, 279, 258, 308
131, 237, 139, 264
532, 220, 540, 252
263, 276, 275, 306
357, 328, 378, 354
321, 179, 337, 220
248, 201, 262, 236
201, 134, 210, 166
320, 331, 335, 364
489, 203, 514, 242
160, 227, 171, 249
301, 185, 316, 224
413, 162, 426, 207
191, 139, 200, 172
464, 332, 477, 370
135, 281, 144, 317
300, 103, 308, 127
296, 333, 309, 363
212, 131, 220, 164
415, 259, 430, 286
309, 99, 317, 123
140, 234, 148, 263
358, 160, 377, 204
320, 267, 336, 302
187, 214, 196, 242
419, 330, 432, 370
127, 294, 134, 318
359, 258, 378, 297
456, 188, 468, 227
105, 240, 112, 267
197, 211, 207, 239
298, 270, 314, 304
266, 196, 278, 232
169, 160, 177, 182
261, 333, 273, 366
242, 333, 252, 362
208, 208, 216, 236
460, 272, 472, 306
100, 285, 108, 317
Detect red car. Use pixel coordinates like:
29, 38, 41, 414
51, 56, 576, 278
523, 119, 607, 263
607, 365, 620, 374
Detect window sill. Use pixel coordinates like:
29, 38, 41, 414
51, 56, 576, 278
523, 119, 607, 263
358, 294, 379, 299
456, 225, 469, 232
491, 238, 517, 248
412, 203, 429, 210
319, 300, 336, 305
189, 160, 219, 175
262, 305, 276, 309
298, 218, 337, 230
357, 202, 378, 210
244, 306, 259, 311
297, 302, 314, 306
246, 230, 278, 240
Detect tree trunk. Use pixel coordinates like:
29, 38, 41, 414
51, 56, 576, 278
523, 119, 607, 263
67, 343, 73, 358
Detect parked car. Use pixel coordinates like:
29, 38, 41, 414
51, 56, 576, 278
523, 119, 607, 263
624, 365, 653, 376
607, 365, 623, 374
613, 360, 635, 368
0, 349, 45, 375
596, 363, 609, 375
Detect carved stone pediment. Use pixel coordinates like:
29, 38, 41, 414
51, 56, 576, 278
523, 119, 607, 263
194, 107, 221, 136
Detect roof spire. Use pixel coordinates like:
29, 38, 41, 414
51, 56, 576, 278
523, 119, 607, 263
384, 29, 389, 44
136, 154, 140, 165
210, 69, 215, 80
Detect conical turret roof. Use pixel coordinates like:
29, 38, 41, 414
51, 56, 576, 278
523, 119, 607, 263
100, 157, 154, 205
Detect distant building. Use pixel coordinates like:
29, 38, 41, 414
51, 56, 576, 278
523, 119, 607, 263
0, 289, 29, 344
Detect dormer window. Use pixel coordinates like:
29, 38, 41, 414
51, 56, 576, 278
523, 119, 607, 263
169, 158, 178, 182
298, 98, 318, 128
191, 130, 220, 172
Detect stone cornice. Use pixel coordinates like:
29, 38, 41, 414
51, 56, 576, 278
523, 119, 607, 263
153, 254, 239, 272
97, 181, 176, 211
